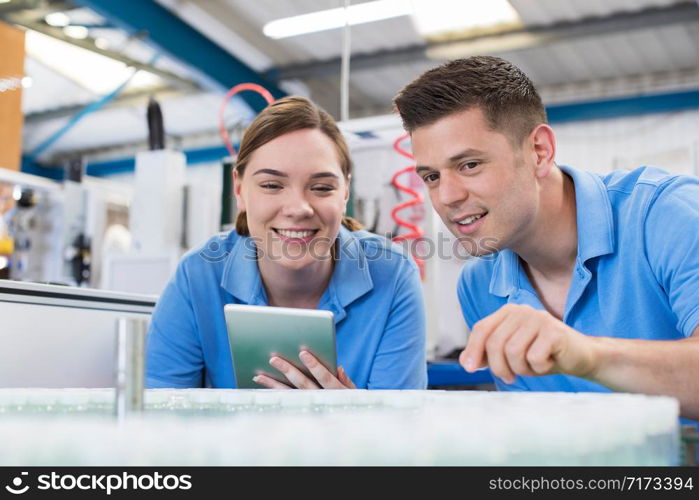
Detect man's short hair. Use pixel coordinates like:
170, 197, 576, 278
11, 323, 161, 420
393, 56, 547, 145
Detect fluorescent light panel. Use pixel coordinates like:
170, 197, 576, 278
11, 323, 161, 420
263, 0, 519, 39
45, 12, 70, 27
63, 25, 89, 39
25, 31, 162, 94
412, 0, 520, 37
263, 0, 411, 39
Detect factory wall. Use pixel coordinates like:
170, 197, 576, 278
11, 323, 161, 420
554, 108, 699, 176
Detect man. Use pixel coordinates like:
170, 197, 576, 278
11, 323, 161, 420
394, 56, 699, 420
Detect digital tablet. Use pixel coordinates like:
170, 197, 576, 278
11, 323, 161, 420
224, 304, 337, 389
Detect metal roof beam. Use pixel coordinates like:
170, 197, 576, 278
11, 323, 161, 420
269, 3, 699, 81
0, 0, 48, 16
6, 15, 201, 92
70, 0, 285, 112
24, 86, 184, 123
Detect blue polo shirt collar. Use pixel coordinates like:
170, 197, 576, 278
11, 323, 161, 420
562, 165, 616, 264
220, 227, 374, 323
221, 235, 266, 305
489, 249, 520, 298
489, 165, 615, 298
321, 227, 374, 323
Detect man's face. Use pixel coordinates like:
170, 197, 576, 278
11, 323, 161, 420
411, 107, 540, 256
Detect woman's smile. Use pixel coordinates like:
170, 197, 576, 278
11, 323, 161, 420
273, 227, 320, 243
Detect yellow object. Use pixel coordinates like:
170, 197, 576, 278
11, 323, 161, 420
0, 236, 14, 255
0, 21, 25, 171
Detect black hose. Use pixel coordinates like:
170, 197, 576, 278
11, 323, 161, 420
147, 96, 165, 150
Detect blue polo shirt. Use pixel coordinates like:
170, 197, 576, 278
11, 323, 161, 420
146, 226, 427, 389
457, 165, 699, 393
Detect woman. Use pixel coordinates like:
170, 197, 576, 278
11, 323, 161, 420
146, 96, 426, 389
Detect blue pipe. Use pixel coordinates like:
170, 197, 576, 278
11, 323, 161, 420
27, 56, 160, 160
546, 90, 699, 123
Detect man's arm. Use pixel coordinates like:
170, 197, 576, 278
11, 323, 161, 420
461, 305, 699, 419
590, 325, 699, 417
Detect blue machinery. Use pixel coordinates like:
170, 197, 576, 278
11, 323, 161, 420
427, 363, 493, 388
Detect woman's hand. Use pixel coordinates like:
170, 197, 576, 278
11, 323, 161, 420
253, 350, 356, 389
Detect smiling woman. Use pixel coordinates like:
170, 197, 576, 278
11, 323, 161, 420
146, 96, 427, 390
233, 96, 362, 275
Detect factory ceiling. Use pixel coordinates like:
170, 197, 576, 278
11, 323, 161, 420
2, 0, 699, 165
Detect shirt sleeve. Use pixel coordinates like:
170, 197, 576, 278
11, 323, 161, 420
644, 177, 699, 338
367, 259, 427, 389
457, 262, 480, 329
146, 260, 205, 388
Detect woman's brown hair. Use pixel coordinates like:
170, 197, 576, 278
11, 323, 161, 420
234, 95, 362, 235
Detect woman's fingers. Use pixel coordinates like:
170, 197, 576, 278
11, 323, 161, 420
299, 351, 346, 389
269, 356, 320, 390
337, 366, 356, 389
253, 372, 293, 389
263, 353, 354, 390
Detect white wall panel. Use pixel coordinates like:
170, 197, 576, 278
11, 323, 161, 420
554, 108, 699, 176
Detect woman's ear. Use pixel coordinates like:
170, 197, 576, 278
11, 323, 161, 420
233, 169, 245, 212
344, 174, 351, 204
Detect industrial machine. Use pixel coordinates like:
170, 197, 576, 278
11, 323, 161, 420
0, 280, 154, 388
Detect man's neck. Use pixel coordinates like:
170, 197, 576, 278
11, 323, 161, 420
513, 166, 578, 280
257, 256, 333, 309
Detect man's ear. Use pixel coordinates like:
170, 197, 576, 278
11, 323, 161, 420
233, 169, 245, 212
530, 124, 556, 179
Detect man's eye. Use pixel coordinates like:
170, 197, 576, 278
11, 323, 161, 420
311, 185, 335, 192
461, 161, 480, 170
423, 173, 439, 183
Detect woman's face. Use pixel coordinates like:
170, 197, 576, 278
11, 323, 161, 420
234, 128, 350, 270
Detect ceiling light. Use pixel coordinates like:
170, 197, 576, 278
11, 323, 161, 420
411, 0, 520, 38
263, 0, 411, 39
21, 76, 33, 88
94, 37, 110, 50
45, 12, 70, 27
25, 31, 163, 94
63, 25, 89, 39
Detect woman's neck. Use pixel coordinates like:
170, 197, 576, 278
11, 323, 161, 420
257, 255, 334, 309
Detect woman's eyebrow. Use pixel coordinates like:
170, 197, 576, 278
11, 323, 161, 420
310, 172, 339, 179
252, 168, 287, 177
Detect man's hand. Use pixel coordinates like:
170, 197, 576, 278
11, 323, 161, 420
253, 350, 356, 389
460, 304, 600, 383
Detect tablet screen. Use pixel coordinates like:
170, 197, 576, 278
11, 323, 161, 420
224, 304, 337, 389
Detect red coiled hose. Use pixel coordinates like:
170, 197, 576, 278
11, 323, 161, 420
219, 83, 275, 157
391, 133, 425, 278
